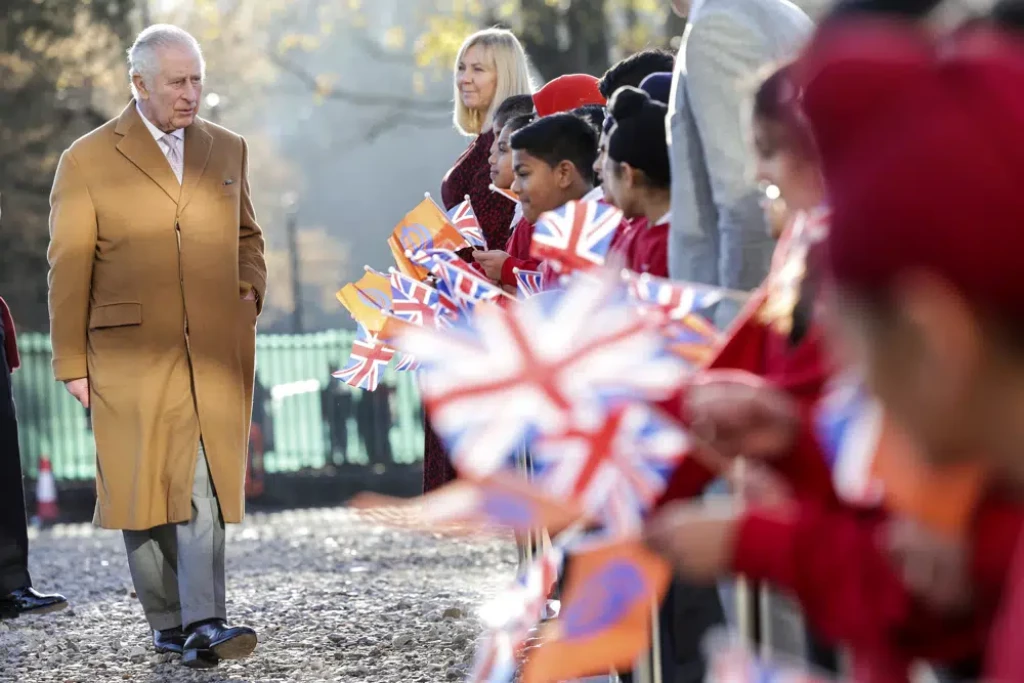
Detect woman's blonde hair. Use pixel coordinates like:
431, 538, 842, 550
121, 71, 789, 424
453, 28, 533, 136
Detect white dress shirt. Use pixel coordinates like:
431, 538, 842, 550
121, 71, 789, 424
136, 103, 185, 183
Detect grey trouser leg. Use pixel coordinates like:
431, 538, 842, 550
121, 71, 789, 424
123, 442, 226, 630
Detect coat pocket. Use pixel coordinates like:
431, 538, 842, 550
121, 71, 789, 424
89, 302, 142, 330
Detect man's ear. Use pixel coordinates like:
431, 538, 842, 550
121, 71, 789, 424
133, 74, 149, 100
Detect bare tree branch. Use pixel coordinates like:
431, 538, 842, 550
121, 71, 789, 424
269, 52, 451, 109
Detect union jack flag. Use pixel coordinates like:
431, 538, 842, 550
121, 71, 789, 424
394, 269, 687, 478
332, 324, 394, 391
815, 374, 886, 506
625, 272, 724, 321
470, 548, 563, 683
429, 256, 505, 318
514, 268, 545, 299
530, 200, 623, 274
447, 198, 487, 250
388, 270, 445, 329
530, 403, 688, 536
394, 351, 420, 372
664, 314, 720, 367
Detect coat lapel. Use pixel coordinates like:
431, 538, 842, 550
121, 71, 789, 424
178, 120, 213, 213
114, 103, 181, 204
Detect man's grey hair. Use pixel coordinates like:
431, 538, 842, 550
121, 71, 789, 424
127, 24, 205, 98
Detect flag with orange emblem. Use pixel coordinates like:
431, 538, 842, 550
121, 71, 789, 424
336, 269, 392, 334
521, 538, 671, 683
387, 198, 470, 280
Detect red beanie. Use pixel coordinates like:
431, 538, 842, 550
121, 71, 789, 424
532, 74, 606, 117
798, 20, 1024, 319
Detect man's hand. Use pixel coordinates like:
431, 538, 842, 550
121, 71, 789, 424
472, 250, 511, 281
642, 500, 740, 583
686, 370, 800, 461
64, 378, 89, 409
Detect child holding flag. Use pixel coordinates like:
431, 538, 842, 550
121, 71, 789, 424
473, 113, 601, 289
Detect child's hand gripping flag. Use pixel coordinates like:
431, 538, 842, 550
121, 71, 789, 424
336, 268, 393, 335
521, 538, 671, 683
332, 323, 394, 391
530, 200, 623, 275
392, 268, 688, 481
388, 197, 470, 280
448, 196, 487, 250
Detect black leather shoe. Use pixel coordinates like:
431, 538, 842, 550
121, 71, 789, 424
0, 587, 68, 619
181, 619, 257, 669
153, 626, 187, 655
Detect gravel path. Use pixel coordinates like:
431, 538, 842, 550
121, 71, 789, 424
0, 508, 517, 683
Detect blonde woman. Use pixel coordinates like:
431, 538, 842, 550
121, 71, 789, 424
426, 28, 533, 494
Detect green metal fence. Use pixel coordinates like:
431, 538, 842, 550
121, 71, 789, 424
11, 330, 424, 481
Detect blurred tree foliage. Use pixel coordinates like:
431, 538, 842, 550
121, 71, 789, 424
0, 0, 136, 331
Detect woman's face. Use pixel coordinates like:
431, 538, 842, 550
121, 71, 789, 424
457, 44, 498, 114
753, 119, 822, 214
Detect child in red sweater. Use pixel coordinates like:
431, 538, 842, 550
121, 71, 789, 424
599, 86, 671, 278
473, 113, 599, 289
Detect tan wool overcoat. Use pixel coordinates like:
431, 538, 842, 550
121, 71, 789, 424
47, 102, 267, 530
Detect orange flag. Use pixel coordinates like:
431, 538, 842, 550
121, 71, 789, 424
490, 184, 520, 204
522, 539, 671, 683
349, 472, 586, 537
870, 415, 987, 539
336, 269, 392, 334
388, 198, 469, 280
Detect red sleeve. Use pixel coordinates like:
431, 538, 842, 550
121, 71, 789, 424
500, 219, 540, 287
0, 297, 19, 371
733, 500, 1008, 669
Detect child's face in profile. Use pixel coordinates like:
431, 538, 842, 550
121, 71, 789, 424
511, 149, 572, 224
489, 124, 516, 189
600, 154, 640, 218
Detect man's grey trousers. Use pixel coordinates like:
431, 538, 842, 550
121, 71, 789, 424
122, 442, 226, 630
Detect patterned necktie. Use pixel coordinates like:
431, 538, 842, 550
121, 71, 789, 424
161, 133, 183, 184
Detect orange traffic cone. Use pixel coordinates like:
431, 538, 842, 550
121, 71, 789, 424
36, 456, 59, 524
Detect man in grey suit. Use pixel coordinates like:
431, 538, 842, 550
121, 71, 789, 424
667, 0, 812, 318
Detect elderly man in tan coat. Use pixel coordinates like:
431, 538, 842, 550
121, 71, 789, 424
47, 24, 265, 669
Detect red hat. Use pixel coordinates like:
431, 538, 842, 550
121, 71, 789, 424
798, 20, 1024, 319
532, 74, 606, 117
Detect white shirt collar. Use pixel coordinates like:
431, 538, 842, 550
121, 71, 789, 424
135, 102, 185, 143
582, 186, 605, 203
654, 211, 672, 227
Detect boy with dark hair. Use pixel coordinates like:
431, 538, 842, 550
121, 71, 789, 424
473, 114, 598, 288
598, 48, 676, 99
